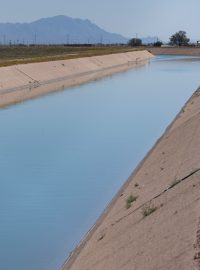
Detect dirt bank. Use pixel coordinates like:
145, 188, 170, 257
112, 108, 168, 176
0, 50, 153, 108
148, 46, 200, 56
61, 87, 200, 270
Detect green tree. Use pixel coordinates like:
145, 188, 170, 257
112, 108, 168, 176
169, 31, 190, 46
153, 41, 163, 47
128, 38, 142, 47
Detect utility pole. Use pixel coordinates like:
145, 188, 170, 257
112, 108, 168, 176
34, 33, 37, 45
134, 33, 139, 46
100, 35, 103, 44
66, 34, 70, 44
3, 34, 6, 45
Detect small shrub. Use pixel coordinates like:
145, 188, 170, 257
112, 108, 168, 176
126, 194, 138, 209
142, 204, 157, 217
134, 183, 139, 187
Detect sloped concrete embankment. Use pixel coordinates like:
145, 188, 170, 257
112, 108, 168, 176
0, 50, 153, 108
62, 88, 200, 270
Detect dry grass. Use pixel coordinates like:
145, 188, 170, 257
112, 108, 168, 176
0, 45, 140, 67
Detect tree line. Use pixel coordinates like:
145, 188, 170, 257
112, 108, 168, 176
128, 31, 194, 47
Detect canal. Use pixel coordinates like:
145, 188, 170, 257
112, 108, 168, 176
0, 56, 200, 270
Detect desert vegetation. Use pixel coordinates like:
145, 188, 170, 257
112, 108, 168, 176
142, 204, 158, 217
126, 194, 138, 209
0, 45, 138, 67
169, 31, 190, 46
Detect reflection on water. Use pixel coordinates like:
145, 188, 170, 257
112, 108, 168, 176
0, 56, 200, 270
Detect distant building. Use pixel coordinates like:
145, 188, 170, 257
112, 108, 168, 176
197, 41, 200, 46
161, 45, 174, 48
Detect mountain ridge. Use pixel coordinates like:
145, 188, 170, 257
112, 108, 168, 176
0, 15, 128, 44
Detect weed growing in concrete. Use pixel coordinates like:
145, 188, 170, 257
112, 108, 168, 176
126, 194, 138, 209
142, 204, 157, 217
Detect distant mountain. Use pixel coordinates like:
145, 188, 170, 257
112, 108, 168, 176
142, 36, 160, 44
0, 15, 128, 45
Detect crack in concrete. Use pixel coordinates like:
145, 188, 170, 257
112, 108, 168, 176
113, 168, 200, 226
14, 66, 39, 83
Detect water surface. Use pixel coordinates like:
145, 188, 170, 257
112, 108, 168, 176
0, 56, 200, 270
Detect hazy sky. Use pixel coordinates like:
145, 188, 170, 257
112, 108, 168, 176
1, 0, 199, 41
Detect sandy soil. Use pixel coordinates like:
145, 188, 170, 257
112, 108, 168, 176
0, 50, 153, 108
148, 47, 200, 56
61, 88, 200, 270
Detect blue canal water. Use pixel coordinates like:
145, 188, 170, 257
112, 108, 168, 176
0, 56, 200, 270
